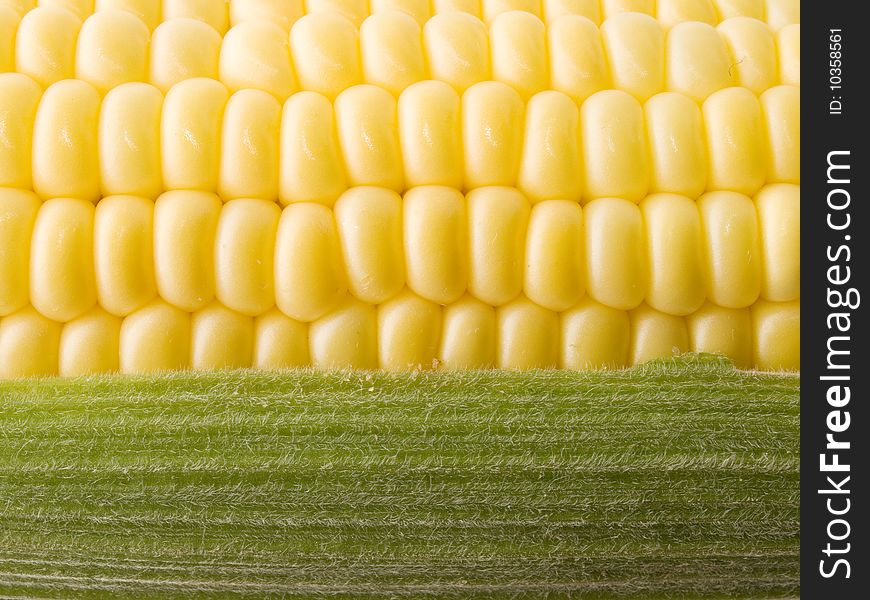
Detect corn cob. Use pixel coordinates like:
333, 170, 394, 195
0, 0, 801, 33
0, 8, 804, 599
0, 296, 800, 376
0, 2, 799, 377
1, 76, 799, 202
3, 5, 800, 103
1, 178, 799, 376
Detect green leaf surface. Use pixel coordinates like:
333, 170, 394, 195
0, 355, 799, 598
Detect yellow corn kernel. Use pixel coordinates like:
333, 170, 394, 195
600, 0, 654, 18
656, 0, 717, 29
777, 24, 799, 86
94, 195, 157, 317
97, 0, 161, 30
4, 0, 35, 15
398, 81, 463, 189
497, 296, 558, 370
360, 10, 426, 97
560, 298, 629, 369
153, 190, 221, 312
0, 5, 20, 72
712, 0, 764, 21
59, 306, 120, 376
30, 198, 97, 322
15, 6, 81, 87
278, 92, 347, 206
161, 78, 228, 193
253, 308, 309, 369
309, 296, 377, 369
229, 0, 304, 30
687, 301, 751, 369
274, 202, 347, 322
629, 304, 689, 365
524, 199, 584, 312
423, 12, 490, 93
703, 86, 765, 195
98, 83, 163, 198
275, 203, 347, 321
378, 289, 442, 371
462, 81, 524, 189
119, 298, 190, 373
334, 186, 405, 304
289, 12, 361, 100
371, 0, 431, 25
761, 85, 800, 184
467, 186, 529, 306
755, 183, 799, 302
752, 299, 799, 371
191, 302, 253, 370
39, 0, 94, 19
698, 191, 761, 308
483, 0, 541, 23
584, 197, 646, 310
305, 0, 368, 27
548, 14, 609, 103
517, 91, 582, 203
215, 198, 281, 317
644, 93, 707, 199
433, 0, 481, 18
74, 10, 149, 95
490, 10, 548, 100
219, 20, 297, 101
403, 186, 467, 305
717, 17, 777, 95
150, 18, 221, 92
0, 306, 61, 378
32, 80, 101, 202
219, 89, 281, 201
764, 0, 798, 30
600, 12, 664, 101
0, 189, 40, 317
0, 73, 41, 190
666, 22, 733, 102
641, 193, 705, 316
335, 85, 404, 192
581, 90, 649, 203
439, 294, 496, 369
543, 0, 600, 23
163, 0, 227, 34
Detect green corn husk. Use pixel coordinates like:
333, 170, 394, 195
0, 355, 799, 599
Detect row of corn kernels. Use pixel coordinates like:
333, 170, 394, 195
1, 5, 799, 101
1, 185, 799, 325
0, 0, 802, 33
0, 75, 799, 204
0, 294, 800, 377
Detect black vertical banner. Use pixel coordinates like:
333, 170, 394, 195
802, 3, 868, 597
